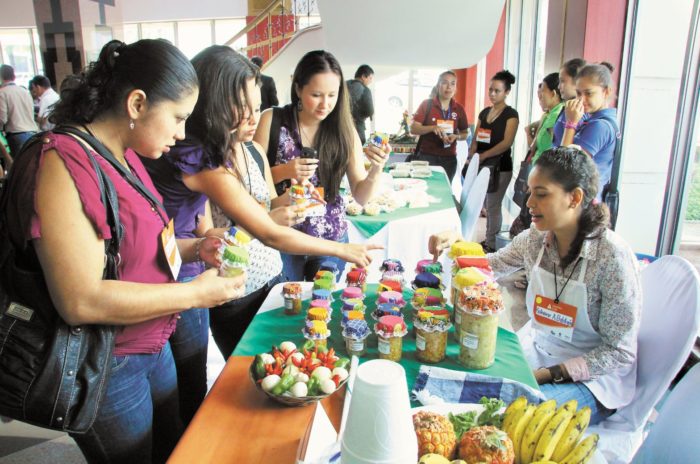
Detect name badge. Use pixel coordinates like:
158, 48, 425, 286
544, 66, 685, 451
437, 119, 455, 147
160, 219, 182, 280
476, 127, 491, 144
533, 294, 577, 342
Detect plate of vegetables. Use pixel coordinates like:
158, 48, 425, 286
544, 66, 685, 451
249, 340, 351, 407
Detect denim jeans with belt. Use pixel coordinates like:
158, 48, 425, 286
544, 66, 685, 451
70, 342, 183, 464
539, 382, 615, 425
169, 275, 209, 427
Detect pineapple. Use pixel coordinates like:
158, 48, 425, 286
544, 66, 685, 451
413, 411, 457, 459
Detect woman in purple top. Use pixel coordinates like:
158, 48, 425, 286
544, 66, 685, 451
143, 47, 384, 423
255, 50, 389, 281
6, 40, 245, 463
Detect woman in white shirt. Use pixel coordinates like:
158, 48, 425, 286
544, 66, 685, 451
430, 146, 641, 424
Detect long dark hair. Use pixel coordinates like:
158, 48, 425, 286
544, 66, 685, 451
50, 39, 197, 125
187, 46, 260, 166
534, 146, 610, 268
291, 50, 355, 201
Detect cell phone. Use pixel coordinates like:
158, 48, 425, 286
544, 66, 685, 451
301, 147, 318, 159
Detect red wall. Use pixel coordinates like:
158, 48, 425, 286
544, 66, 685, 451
583, 0, 627, 98
245, 15, 295, 61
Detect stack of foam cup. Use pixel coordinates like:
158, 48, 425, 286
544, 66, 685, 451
340, 359, 417, 463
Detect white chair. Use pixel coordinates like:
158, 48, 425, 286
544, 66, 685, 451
460, 153, 479, 208
460, 168, 490, 241
451, 140, 470, 199
631, 363, 700, 463
589, 255, 700, 463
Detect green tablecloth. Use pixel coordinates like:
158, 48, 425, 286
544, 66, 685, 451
234, 285, 538, 400
346, 171, 456, 238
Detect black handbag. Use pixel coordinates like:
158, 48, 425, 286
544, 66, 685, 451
513, 146, 535, 207
479, 158, 501, 194
0, 127, 124, 433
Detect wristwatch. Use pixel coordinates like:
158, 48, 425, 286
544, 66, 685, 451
547, 365, 567, 384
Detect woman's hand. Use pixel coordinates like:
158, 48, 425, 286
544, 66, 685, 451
444, 133, 458, 145
337, 243, 384, 268
432, 125, 446, 138
290, 178, 326, 204
286, 157, 318, 182
565, 98, 585, 125
428, 230, 462, 261
363, 144, 389, 174
197, 236, 223, 268
269, 205, 306, 226
191, 268, 247, 307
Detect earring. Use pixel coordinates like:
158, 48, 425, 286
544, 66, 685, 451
129, 119, 135, 130
297, 100, 302, 111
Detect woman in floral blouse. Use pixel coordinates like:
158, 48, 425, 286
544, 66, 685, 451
255, 50, 388, 281
430, 146, 641, 424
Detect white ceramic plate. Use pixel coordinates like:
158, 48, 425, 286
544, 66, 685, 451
411, 403, 607, 464
393, 178, 428, 191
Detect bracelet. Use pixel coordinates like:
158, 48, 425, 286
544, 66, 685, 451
194, 237, 205, 264
564, 121, 578, 130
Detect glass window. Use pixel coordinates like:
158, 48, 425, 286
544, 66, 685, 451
0, 29, 37, 88
32, 28, 43, 77
215, 19, 247, 51
123, 24, 140, 44
178, 20, 213, 59
140, 22, 175, 43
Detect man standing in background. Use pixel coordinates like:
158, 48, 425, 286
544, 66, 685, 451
30, 75, 59, 131
346, 64, 375, 144
251, 56, 279, 111
0, 64, 38, 156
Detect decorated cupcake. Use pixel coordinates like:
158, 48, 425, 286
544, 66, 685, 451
415, 259, 443, 276
341, 309, 365, 328
372, 303, 404, 320
377, 279, 403, 293
342, 319, 371, 357
375, 315, 408, 362
341, 286, 365, 302
414, 308, 453, 363
303, 320, 330, 350
379, 259, 405, 283
341, 298, 366, 314
312, 288, 332, 302
448, 240, 486, 258
345, 267, 368, 293
412, 271, 442, 290
307, 307, 330, 322
456, 282, 504, 369
377, 290, 406, 308
282, 283, 303, 315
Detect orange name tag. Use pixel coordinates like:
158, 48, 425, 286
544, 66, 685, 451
533, 294, 577, 342
476, 128, 491, 144
160, 219, 182, 280
436, 119, 455, 134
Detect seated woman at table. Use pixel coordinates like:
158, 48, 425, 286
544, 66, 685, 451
254, 50, 389, 281
143, 47, 383, 421
429, 146, 641, 425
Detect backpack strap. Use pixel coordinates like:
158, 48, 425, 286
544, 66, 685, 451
266, 107, 282, 169
599, 117, 622, 196
414, 99, 433, 154
245, 141, 266, 180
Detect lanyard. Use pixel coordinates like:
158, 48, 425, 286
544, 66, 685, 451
439, 101, 452, 120
552, 257, 582, 304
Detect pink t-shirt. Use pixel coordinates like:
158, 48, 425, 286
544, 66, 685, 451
29, 133, 178, 355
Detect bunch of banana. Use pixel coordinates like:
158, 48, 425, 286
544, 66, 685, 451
501, 396, 599, 464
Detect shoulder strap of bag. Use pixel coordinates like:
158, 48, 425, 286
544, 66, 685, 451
266, 107, 282, 168
600, 117, 622, 195
56, 127, 167, 225
245, 141, 266, 180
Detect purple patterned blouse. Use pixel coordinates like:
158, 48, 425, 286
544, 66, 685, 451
275, 110, 347, 241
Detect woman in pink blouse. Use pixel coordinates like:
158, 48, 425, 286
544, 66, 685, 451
7, 40, 245, 463
430, 146, 641, 425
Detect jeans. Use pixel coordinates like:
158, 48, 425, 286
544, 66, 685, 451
280, 232, 348, 282
408, 151, 458, 182
539, 382, 615, 425
70, 342, 183, 464
209, 274, 283, 358
169, 275, 209, 427
484, 170, 512, 249
6, 131, 36, 157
